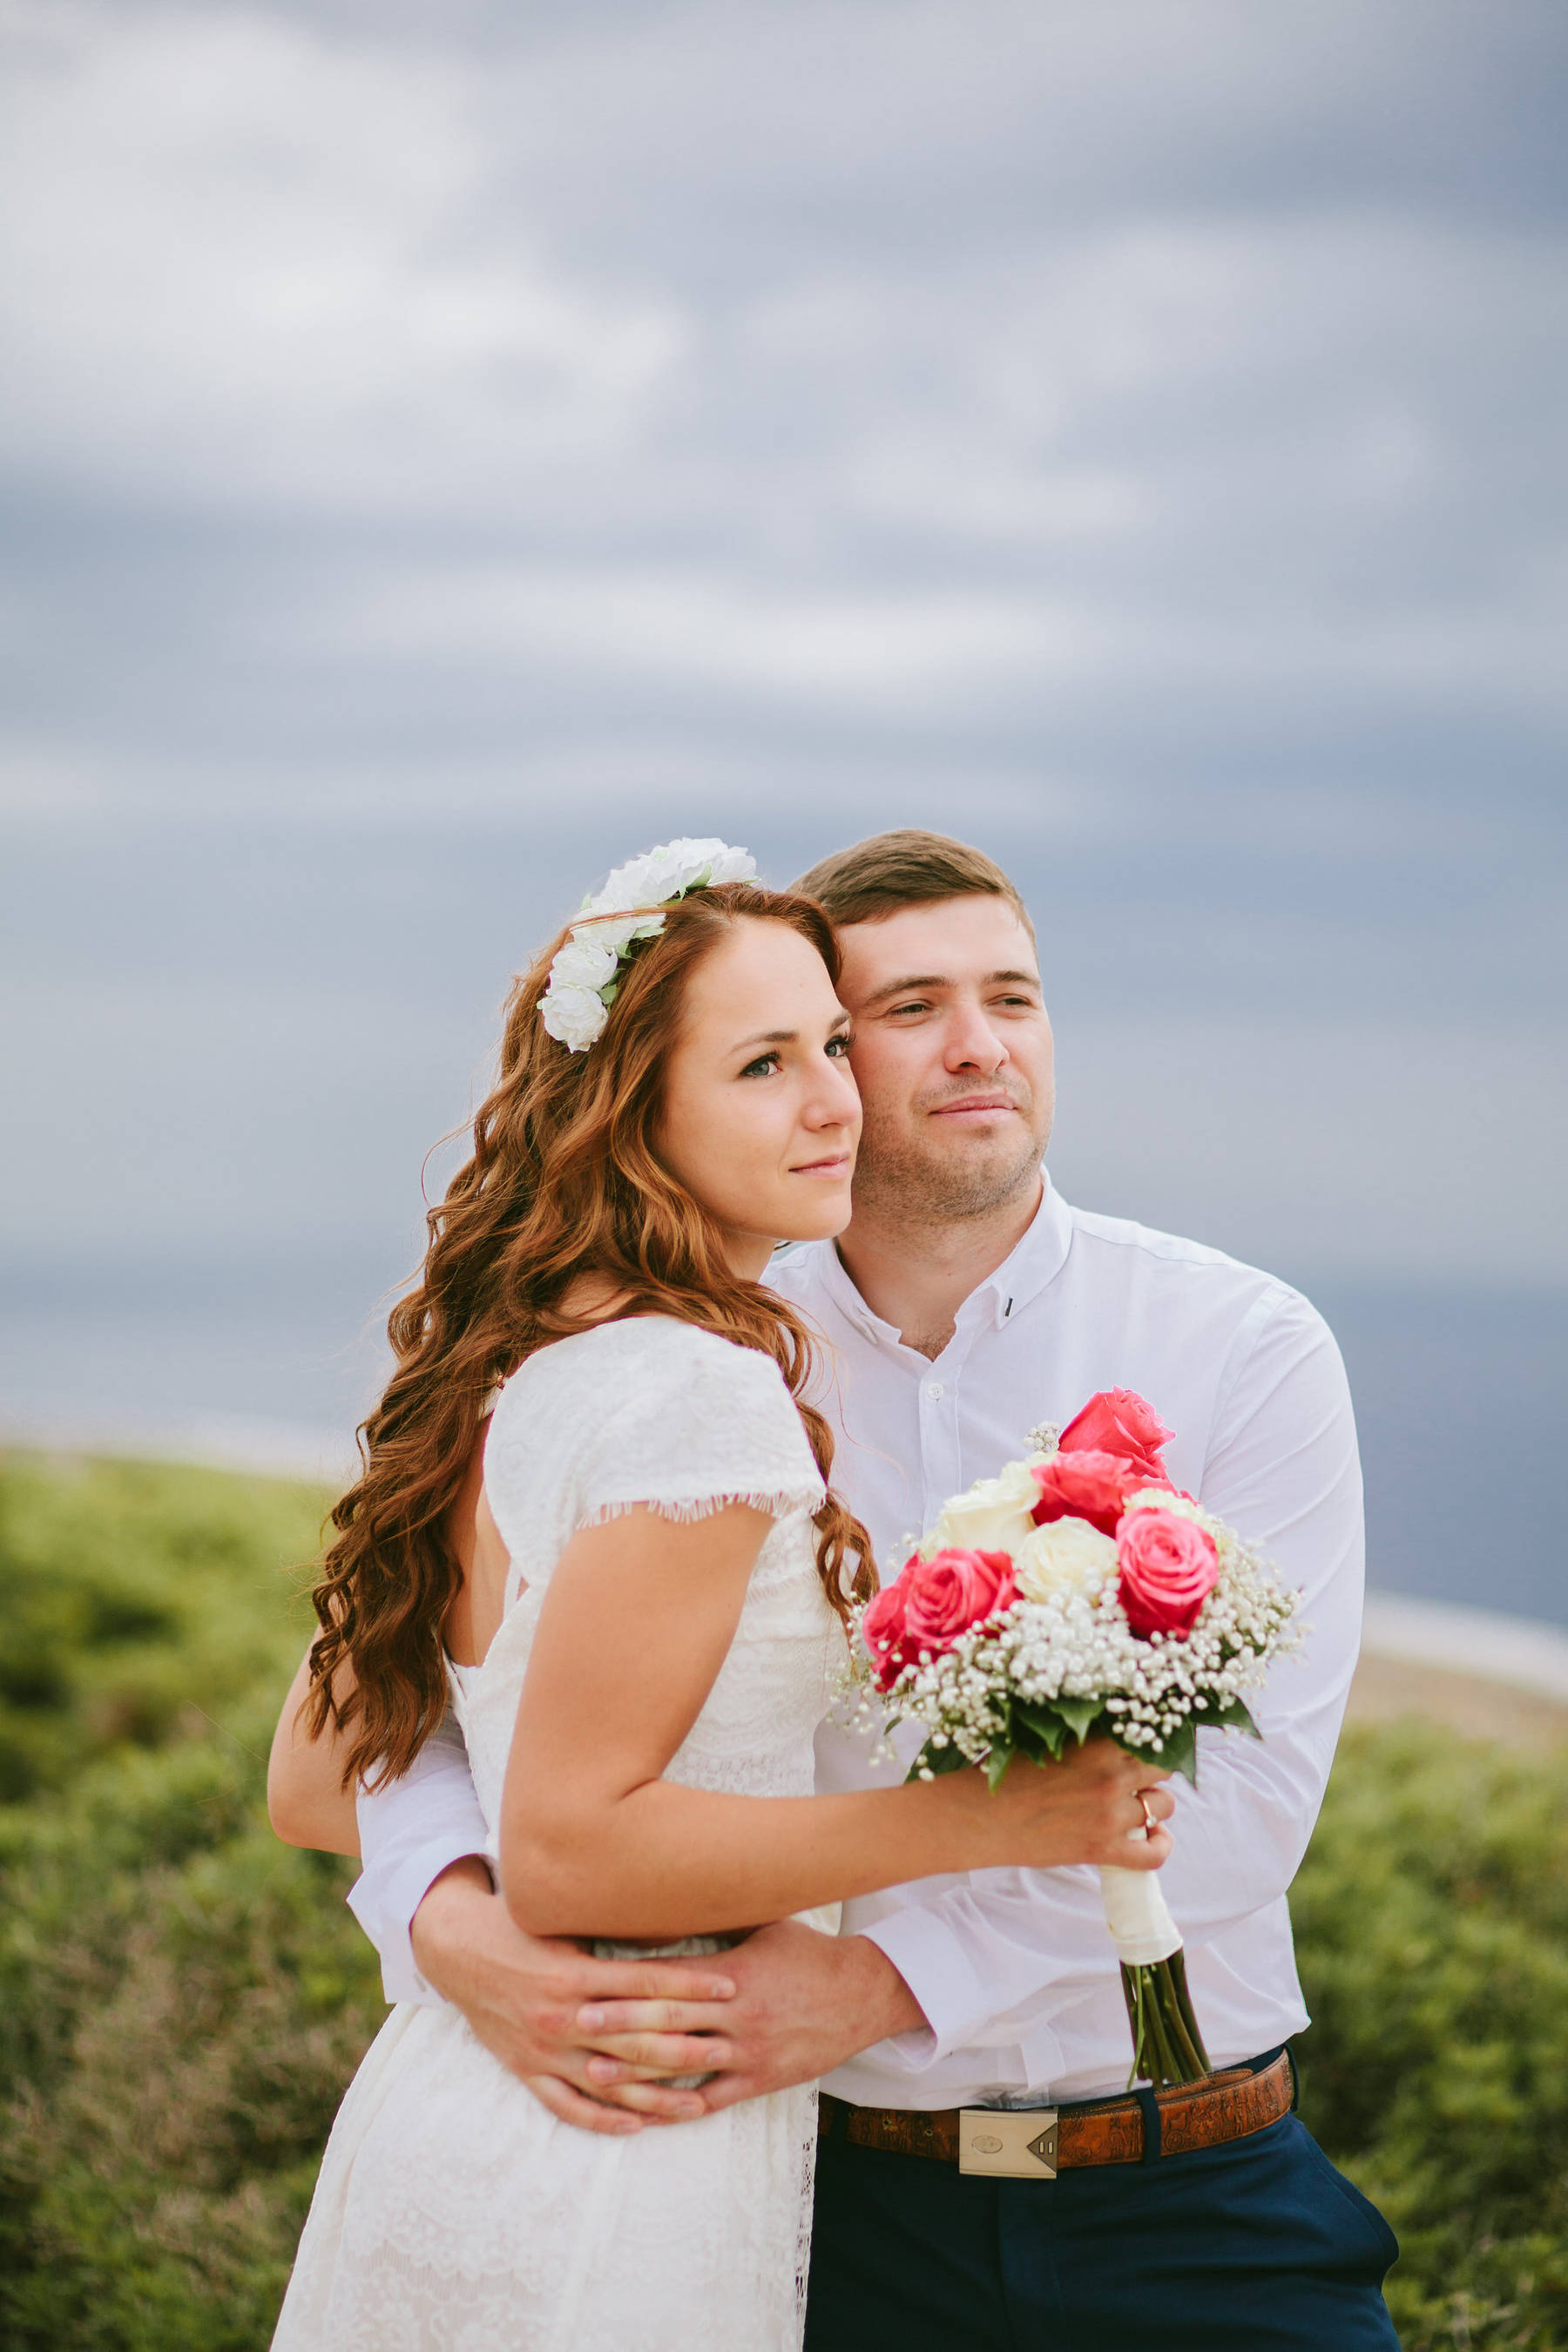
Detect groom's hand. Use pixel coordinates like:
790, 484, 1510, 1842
409, 1859, 741, 2134
579, 1918, 926, 2113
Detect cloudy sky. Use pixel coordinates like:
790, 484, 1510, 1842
2, 0, 1565, 1471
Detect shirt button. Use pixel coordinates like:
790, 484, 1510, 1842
926, 1382, 945, 1401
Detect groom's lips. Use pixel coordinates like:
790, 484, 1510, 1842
929, 1092, 1017, 1119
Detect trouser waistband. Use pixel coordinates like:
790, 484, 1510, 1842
818, 2047, 1296, 2176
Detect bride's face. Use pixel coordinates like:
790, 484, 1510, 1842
657, 918, 861, 1275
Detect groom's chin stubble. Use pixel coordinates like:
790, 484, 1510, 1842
851, 1119, 1046, 1226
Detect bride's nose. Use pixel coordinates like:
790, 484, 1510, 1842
802, 1060, 860, 1131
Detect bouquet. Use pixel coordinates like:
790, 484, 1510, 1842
854, 1389, 1301, 2089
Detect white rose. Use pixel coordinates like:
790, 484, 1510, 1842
587, 838, 755, 920
706, 843, 758, 886
664, 835, 720, 872
923, 1458, 1039, 1558
597, 910, 666, 952
1015, 1517, 1120, 1600
538, 981, 609, 1051
1122, 1486, 1220, 1537
593, 869, 647, 915
551, 935, 620, 993
592, 850, 665, 912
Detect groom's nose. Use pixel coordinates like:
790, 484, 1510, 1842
943, 1001, 1009, 1072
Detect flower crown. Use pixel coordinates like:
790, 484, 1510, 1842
537, 836, 758, 1052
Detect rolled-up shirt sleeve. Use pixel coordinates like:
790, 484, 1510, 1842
347, 1707, 492, 2007
854, 1288, 1362, 2081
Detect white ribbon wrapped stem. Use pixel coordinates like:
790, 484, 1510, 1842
1097, 1858, 1182, 1967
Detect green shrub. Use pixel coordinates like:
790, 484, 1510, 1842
1, 1450, 1564, 2348
0, 1452, 386, 2350
1293, 1721, 1568, 2350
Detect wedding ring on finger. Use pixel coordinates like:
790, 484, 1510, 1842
1137, 1789, 1160, 1838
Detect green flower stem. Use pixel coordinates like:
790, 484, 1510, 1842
1120, 1950, 1213, 2088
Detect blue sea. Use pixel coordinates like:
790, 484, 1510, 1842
3, 1259, 1561, 1628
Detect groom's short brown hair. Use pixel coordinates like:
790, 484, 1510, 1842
793, 828, 1034, 938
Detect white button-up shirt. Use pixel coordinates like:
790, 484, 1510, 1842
352, 1176, 1362, 2109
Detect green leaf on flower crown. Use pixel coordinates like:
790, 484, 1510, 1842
1134, 1714, 1200, 1784
597, 980, 619, 1006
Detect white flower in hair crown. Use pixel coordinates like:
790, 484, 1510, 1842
537, 836, 758, 1051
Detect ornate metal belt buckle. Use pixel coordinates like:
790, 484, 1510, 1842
957, 2107, 1059, 2178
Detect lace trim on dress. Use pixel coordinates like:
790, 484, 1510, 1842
577, 1490, 821, 1530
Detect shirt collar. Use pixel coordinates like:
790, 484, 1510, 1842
814, 1166, 1074, 1343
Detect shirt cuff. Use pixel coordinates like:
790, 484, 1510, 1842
347, 1813, 492, 2007
857, 1907, 1003, 2072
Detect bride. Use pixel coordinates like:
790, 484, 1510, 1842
270, 839, 1173, 2352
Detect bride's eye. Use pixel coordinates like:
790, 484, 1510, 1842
825, 1032, 854, 1058
740, 1051, 782, 1079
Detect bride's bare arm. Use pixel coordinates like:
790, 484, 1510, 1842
501, 1503, 1172, 1941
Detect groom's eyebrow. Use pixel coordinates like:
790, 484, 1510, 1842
861, 968, 1040, 1006
860, 971, 946, 1006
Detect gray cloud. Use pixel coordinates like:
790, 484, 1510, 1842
0, 0, 1564, 1335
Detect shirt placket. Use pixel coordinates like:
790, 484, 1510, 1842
915, 1310, 988, 1528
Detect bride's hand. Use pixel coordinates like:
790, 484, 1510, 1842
940, 1736, 1175, 1871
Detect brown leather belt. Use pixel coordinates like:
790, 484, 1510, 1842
819, 2050, 1294, 2179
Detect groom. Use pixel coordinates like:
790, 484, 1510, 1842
345, 829, 1398, 2348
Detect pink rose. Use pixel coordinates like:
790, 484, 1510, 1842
862, 1549, 1017, 1688
906, 1547, 1017, 1655
862, 1558, 920, 1690
1031, 1450, 1167, 1538
1059, 1389, 1174, 1483
1115, 1507, 1220, 1639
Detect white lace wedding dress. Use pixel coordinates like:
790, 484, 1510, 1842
272, 1315, 841, 2352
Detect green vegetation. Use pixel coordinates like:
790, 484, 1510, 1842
1292, 1721, 1568, 2349
0, 1451, 382, 2349
2, 1450, 1565, 2349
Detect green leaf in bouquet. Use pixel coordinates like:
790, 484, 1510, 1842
1053, 1693, 1103, 1744
1200, 1693, 1261, 1738
914, 1737, 972, 1780
985, 1740, 1017, 1790
1011, 1700, 1071, 1758
1133, 1714, 1200, 1784
1006, 1719, 1059, 1768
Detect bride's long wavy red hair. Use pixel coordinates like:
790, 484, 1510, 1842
308, 879, 875, 1788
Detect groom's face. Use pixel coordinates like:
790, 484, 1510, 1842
833, 894, 1054, 1218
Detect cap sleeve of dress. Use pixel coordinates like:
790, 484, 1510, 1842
575, 1321, 826, 1531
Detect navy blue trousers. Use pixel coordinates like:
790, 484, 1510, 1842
806, 2097, 1399, 2352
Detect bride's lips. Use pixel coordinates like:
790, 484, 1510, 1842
791, 1152, 853, 1177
